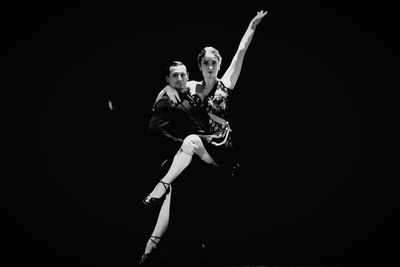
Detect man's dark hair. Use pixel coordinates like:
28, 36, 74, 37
165, 61, 186, 77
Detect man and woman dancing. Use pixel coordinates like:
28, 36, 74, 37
139, 10, 268, 265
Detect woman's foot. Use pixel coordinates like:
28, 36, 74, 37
143, 180, 170, 206
139, 236, 161, 265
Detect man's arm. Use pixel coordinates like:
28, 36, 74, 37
148, 98, 183, 154
154, 85, 181, 105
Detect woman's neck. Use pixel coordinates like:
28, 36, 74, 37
196, 77, 218, 100
203, 77, 218, 92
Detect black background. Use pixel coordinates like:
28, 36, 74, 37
4, 1, 398, 266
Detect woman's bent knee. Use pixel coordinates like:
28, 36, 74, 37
184, 134, 202, 144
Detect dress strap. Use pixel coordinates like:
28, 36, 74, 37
208, 113, 228, 127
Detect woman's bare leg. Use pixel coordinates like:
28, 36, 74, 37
147, 134, 217, 199
141, 135, 216, 261
142, 187, 172, 256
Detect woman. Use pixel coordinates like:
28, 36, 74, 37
139, 10, 267, 264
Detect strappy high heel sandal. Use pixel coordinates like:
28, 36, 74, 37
138, 236, 162, 265
143, 180, 171, 206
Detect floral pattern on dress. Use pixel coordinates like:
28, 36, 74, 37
201, 81, 230, 134
206, 82, 229, 119
189, 81, 231, 134
209, 85, 228, 134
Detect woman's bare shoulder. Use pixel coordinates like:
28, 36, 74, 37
187, 80, 201, 94
187, 80, 201, 87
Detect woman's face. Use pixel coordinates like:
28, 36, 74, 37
200, 53, 220, 79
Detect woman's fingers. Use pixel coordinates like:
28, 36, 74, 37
257, 10, 268, 17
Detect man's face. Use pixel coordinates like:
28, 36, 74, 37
167, 65, 188, 91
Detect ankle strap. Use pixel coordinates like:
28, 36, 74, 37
159, 180, 170, 189
149, 236, 161, 244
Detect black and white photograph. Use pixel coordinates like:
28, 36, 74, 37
4, 2, 398, 266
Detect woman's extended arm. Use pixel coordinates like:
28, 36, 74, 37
221, 10, 267, 89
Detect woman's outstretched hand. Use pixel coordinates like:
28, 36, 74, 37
250, 10, 268, 28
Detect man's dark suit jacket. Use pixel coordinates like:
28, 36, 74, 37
147, 90, 210, 166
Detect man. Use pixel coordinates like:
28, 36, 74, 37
140, 61, 214, 265
147, 61, 211, 165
